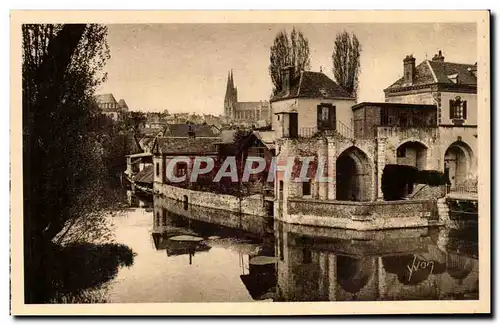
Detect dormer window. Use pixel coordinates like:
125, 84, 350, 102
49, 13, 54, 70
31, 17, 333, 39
447, 73, 459, 84
319, 88, 329, 97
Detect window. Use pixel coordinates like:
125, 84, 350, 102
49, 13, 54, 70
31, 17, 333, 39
322, 106, 329, 120
302, 247, 312, 264
397, 146, 406, 158
176, 162, 188, 177
156, 163, 160, 176
156, 212, 160, 227
450, 97, 468, 120
317, 104, 336, 130
258, 148, 265, 158
162, 209, 167, 225
302, 180, 311, 196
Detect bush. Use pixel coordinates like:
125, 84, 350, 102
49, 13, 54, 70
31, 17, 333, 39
416, 170, 448, 186
382, 164, 418, 201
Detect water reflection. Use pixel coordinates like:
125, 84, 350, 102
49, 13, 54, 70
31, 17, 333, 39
275, 224, 478, 301
108, 195, 478, 302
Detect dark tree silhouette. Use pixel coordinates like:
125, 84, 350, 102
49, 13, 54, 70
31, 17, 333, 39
269, 28, 311, 96
22, 24, 125, 303
331, 31, 362, 99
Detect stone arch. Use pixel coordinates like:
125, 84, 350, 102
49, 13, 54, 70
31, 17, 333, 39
396, 140, 429, 170
444, 141, 474, 189
337, 256, 375, 294
336, 146, 372, 201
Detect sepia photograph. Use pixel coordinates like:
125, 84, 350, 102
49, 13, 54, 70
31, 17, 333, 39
10, 10, 490, 315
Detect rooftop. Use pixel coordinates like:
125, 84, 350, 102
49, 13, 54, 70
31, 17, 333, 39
271, 71, 354, 102
133, 165, 154, 184
385, 58, 477, 92
95, 93, 117, 104
153, 137, 220, 155
352, 102, 437, 111
164, 124, 219, 138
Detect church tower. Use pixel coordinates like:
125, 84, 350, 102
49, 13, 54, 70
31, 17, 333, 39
224, 70, 237, 118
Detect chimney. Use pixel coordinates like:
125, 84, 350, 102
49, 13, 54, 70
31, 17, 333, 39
281, 66, 294, 94
469, 62, 477, 77
403, 54, 416, 85
432, 50, 445, 62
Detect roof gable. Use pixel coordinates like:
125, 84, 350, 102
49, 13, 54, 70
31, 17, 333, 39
385, 59, 477, 91
96, 93, 117, 104
271, 71, 353, 102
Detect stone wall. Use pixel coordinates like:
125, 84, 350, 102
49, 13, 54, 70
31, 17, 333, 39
153, 195, 268, 236
153, 182, 267, 217
282, 198, 437, 230
381, 127, 440, 171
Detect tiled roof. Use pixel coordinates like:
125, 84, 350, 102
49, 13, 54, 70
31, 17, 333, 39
117, 99, 128, 109
385, 60, 477, 91
95, 93, 117, 104
271, 71, 353, 102
428, 61, 477, 85
154, 137, 220, 155
164, 124, 219, 138
133, 165, 154, 184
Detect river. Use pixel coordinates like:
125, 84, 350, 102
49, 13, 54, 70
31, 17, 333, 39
100, 194, 479, 302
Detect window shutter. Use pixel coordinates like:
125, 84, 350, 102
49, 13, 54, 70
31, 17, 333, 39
329, 105, 336, 129
449, 99, 454, 119
317, 105, 322, 129
463, 101, 467, 120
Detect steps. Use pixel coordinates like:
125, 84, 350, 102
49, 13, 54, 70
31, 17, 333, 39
436, 198, 450, 223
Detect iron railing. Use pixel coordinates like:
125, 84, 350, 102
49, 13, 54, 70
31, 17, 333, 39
298, 126, 319, 138
298, 121, 355, 140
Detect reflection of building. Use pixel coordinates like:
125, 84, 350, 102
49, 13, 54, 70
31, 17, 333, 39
274, 223, 479, 301
224, 70, 271, 124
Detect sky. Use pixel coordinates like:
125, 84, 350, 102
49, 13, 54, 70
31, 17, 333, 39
97, 23, 477, 115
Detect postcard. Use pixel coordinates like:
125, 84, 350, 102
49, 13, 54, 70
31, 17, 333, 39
10, 10, 490, 315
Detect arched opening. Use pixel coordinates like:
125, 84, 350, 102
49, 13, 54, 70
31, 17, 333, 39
396, 141, 428, 170
337, 256, 374, 294
444, 141, 473, 189
336, 147, 372, 201
183, 195, 189, 210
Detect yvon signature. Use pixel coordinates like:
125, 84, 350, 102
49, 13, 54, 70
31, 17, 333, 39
407, 255, 434, 282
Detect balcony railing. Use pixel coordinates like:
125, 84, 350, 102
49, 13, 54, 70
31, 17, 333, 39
299, 126, 319, 138
447, 182, 478, 194
298, 121, 354, 140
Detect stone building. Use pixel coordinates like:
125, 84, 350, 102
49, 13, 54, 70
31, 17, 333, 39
384, 51, 478, 188
269, 59, 466, 229
224, 70, 271, 124
271, 67, 356, 139
95, 93, 129, 121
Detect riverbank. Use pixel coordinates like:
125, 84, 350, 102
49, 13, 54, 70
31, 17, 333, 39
24, 242, 135, 303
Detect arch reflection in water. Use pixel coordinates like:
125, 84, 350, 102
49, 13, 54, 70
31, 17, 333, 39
275, 223, 479, 301
127, 196, 479, 302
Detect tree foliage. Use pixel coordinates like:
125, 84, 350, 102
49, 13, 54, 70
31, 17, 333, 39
269, 28, 311, 96
22, 24, 120, 302
331, 30, 362, 99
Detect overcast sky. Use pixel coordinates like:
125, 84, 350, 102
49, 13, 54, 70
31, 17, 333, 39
97, 23, 477, 114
